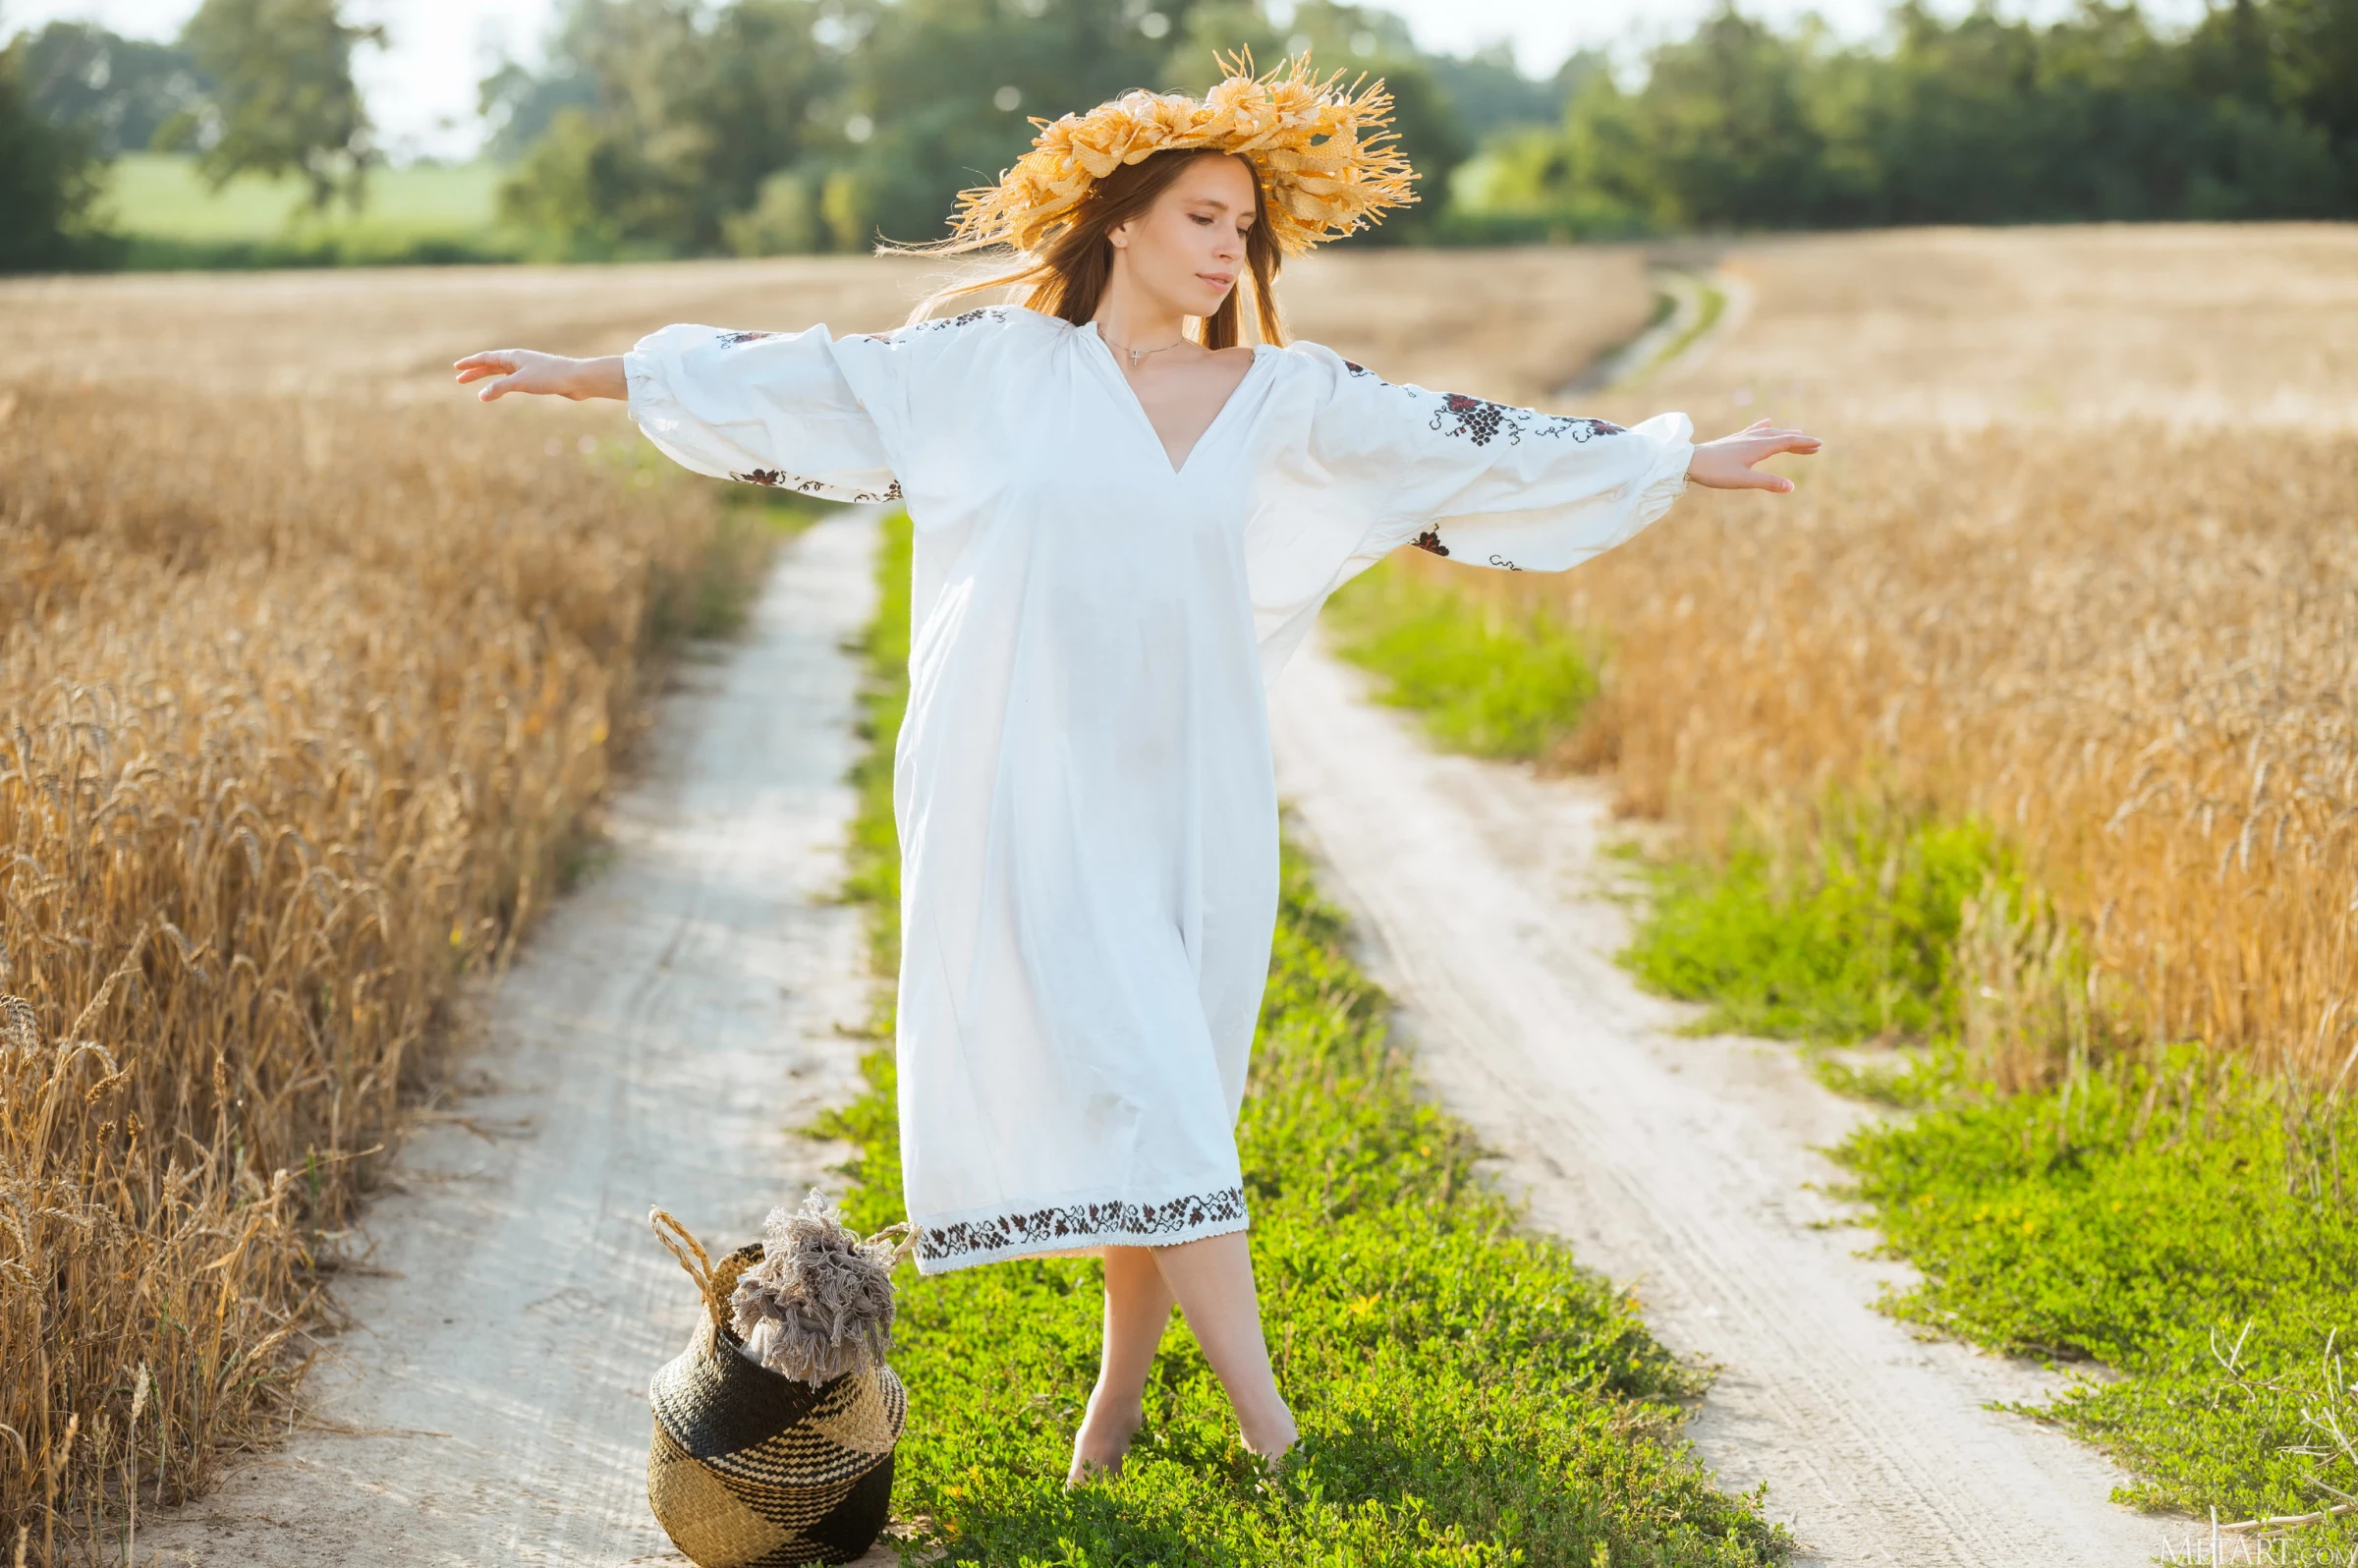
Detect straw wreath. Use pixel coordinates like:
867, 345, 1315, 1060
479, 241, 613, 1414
945, 49, 1420, 256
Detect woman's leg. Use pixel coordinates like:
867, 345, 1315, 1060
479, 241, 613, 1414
1152, 1230, 1296, 1459
1069, 1246, 1176, 1482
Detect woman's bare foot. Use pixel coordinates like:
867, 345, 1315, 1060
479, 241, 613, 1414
1240, 1403, 1297, 1470
1065, 1393, 1145, 1486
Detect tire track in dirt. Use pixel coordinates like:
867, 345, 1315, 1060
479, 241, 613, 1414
140, 510, 889, 1567
1269, 634, 2169, 1566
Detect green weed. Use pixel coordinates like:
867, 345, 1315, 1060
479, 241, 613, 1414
814, 511, 1787, 1567
1323, 558, 1600, 760
1618, 806, 2003, 1048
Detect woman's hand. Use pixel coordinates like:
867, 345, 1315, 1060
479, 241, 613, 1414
1685, 419, 1823, 493
453, 350, 626, 403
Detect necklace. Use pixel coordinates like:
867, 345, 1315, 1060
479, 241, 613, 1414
1100, 329, 1188, 370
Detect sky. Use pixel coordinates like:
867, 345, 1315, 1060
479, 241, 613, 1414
7, 0, 2214, 163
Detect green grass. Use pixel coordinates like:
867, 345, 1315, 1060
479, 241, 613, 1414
1322, 563, 2358, 1546
811, 510, 1788, 1567
1840, 1058, 2358, 1540
1649, 276, 1725, 379
837, 503, 912, 990
1615, 805, 2007, 1105
96, 153, 522, 268
1323, 557, 1600, 759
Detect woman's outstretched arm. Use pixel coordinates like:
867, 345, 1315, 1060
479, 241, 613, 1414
1291, 345, 1831, 587
454, 350, 625, 402
486, 323, 906, 502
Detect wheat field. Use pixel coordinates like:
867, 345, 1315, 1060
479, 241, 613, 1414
0, 381, 776, 1559
1458, 223, 2358, 1089
0, 247, 1648, 1561
0, 246, 1651, 404
1652, 223, 2358, 431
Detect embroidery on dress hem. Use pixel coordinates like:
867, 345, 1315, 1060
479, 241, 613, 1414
1488, 554, 1523, 571
914, 1185, 1248, 1265
732, 469, 903, 504
1410, 530, 1449, 556
715, 329, 780, 346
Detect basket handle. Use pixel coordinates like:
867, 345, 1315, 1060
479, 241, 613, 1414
866, 1219, 920, 1268
648, 1207, 730, 1328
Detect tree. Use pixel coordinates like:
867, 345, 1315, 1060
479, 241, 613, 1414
1428, 41, 1570, 145
482, 0, 1625, 258
821, 0, 1201, 250
0, 27, 111, 271
2259, 0, 2358, 206
487, 0, 1521, 257
491, 0, 718, 254
21, 22, 210, 155
493, 0, 851, 257
164, 0, 384, 210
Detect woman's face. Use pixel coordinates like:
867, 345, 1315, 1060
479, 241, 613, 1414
1108, 154, 1256, 319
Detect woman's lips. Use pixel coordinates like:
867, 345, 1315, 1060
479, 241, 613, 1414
1200, 273, 1235, 289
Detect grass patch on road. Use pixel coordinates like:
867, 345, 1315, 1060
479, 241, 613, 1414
1322, 557, 1600, 759
1323, 557, 2358, 1549
814, 509, 1787, 1567
1619, 806, 2001, 1053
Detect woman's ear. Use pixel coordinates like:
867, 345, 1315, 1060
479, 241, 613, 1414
1107, 217, 1131, 252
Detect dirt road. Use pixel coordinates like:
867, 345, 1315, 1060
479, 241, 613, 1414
1269, 635, 2169, 1566
134, 501, 2172, 1565
142, 511, 887, 1567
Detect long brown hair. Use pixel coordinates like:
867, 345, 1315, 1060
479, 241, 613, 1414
890, 149, 1287, 349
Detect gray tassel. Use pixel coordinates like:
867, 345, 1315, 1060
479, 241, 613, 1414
728, 1190, 904, 1385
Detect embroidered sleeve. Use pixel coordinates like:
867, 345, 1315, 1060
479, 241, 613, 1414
1309, 347, 1693, 574
623, 321, 904, 504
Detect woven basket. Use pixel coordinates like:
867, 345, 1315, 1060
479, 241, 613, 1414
646, 1211, 907, 1567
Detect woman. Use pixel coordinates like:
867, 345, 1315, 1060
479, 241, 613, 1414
455, 57, 1819, 1484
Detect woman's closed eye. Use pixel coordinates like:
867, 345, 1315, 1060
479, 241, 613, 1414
1186, 209, 1251, 238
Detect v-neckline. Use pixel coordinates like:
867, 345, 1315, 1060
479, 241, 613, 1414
1081, 319, 1269, 478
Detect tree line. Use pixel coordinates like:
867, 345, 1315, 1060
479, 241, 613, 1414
4, 0, 2352, 272
1471, 0, 2355, 236
472, 0, 1551, 257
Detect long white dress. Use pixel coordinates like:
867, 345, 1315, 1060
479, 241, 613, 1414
624, 305, 1693, 1274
